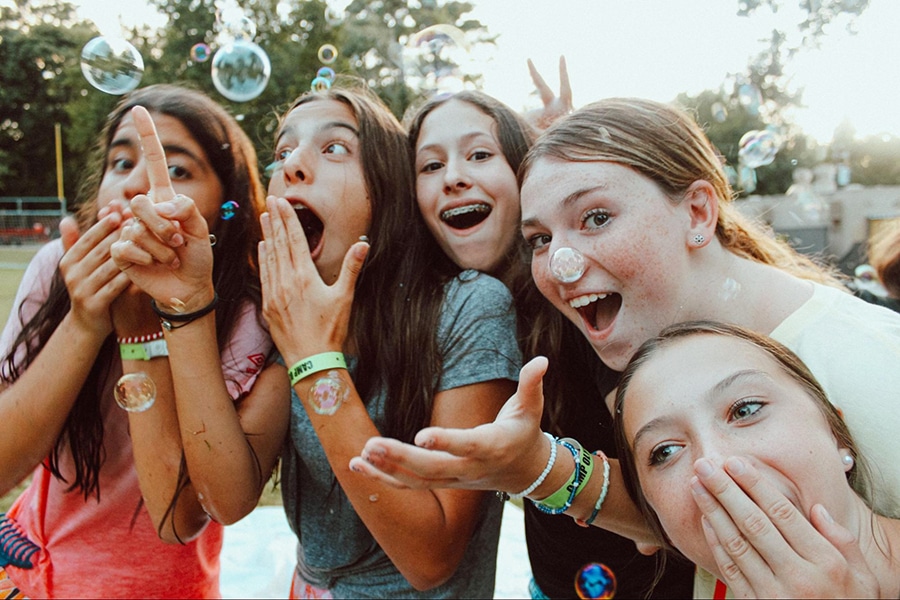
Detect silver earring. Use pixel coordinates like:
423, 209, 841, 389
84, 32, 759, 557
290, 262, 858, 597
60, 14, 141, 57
842, 453, 854, 469
549, 247, 587, 283
693, 234, 705, 245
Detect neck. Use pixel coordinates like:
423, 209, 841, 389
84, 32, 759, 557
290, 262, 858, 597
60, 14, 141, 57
855, 499, 900, 598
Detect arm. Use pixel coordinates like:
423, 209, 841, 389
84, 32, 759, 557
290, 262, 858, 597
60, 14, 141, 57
352, 357, 656, 545
110, 106, 289, 539
259, 196, 512, 589
0, 215, 131, 495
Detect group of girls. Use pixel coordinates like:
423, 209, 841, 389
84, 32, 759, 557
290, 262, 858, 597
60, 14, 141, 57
2, 57, 899, 600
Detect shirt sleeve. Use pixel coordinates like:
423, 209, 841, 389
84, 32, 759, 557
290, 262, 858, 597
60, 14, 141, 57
436, 270, 522, 392
219, 300, 274, 400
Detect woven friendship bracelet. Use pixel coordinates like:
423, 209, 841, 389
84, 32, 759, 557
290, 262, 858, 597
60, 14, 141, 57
288, 352, 348, 386
509, 432, 558, 501
116, 331, 165, 345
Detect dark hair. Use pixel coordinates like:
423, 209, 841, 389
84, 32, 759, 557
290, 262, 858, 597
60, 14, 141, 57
613, 320, 869, 557
869, 220, 900, 298
519, 98, 844, 287
278, 81, 460, 441
1, 84, 266, 500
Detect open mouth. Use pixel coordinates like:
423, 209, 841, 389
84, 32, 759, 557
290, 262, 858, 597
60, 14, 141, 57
569, 292, 623, 334
293, 205, 324, 253
440, 203, 491, 231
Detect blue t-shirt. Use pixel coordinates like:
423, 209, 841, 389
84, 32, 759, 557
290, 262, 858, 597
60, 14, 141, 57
281, 270, 521, 598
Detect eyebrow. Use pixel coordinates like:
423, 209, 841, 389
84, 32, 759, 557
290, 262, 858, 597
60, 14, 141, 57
416, 130, 496, 155
520, 183, 609, 229
629, 368, 771, 451
108, 138, 206, 166
276, 120, 360, 145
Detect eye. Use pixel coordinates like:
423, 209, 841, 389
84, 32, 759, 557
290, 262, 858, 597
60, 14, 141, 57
583, 208, 611, 229
728, 398, 764, 422
648, 442, 683, 466
470, 150, 492, 161
420, 160, 443, 173
109, 157, 134, 173
265, 148, 293, 177
167, 164, 190, 180
526, 233, 551, 251
325, 141, 349, 155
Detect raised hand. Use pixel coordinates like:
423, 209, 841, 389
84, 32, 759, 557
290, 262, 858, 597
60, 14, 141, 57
350, 356, 551, 492
258, 195, 368, 365
110, 106, 215, 311
524, 56, 573, 131
691, 456, 880, 598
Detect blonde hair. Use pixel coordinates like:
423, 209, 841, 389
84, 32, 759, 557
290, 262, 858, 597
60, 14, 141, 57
519, 98, 843, 286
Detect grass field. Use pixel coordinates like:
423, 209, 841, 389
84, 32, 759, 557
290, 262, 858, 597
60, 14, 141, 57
0, 243, 282, 512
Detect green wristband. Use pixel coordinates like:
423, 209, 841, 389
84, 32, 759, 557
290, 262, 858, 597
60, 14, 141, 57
288, 352, 347, 386
119, 339, 168, 361
537, 439, 594, 510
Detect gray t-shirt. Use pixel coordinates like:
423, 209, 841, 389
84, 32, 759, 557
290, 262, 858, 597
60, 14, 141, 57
281, 270, 521, 598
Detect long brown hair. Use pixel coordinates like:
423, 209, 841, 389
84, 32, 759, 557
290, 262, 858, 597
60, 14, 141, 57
1, 84, 266, 500
869, 220, 900, 298
519, 98, 843, 287
277, 82, 462, 441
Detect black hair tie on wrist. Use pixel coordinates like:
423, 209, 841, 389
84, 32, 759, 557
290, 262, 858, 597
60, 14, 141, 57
151, 293, 219, 331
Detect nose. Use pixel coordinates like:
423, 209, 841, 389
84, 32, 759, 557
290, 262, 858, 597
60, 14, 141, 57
549, 246, 587, 284
282, 146, 313, 185
121, 162, 150, 200
442, 158, 472, 194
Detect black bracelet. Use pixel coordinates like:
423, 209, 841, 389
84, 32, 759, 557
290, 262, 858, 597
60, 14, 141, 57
151, 293, 219, 331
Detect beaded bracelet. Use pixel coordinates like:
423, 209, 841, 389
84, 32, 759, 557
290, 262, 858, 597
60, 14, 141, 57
576, 450, 611, 528
151, 294, 219, 331
116, 330, 165, 345
532, 438, 594, 515
508, 432, 558, 501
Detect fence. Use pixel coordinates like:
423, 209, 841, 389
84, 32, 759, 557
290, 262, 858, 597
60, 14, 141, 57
0, 197, 67, 245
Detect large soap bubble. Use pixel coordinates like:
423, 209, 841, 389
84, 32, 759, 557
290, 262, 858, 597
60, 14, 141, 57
402, 24, 471, 96
114, 372, 157, 412
211, 40, 272, 102
738, 129, 780, 168
80, 36, 144, 95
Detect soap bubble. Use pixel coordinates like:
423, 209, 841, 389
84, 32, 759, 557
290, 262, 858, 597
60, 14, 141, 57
80, 36, 144, 95
737, 83, 762, 116
215, 5, 257, 45
574, 562, 616, 599
711, 101, 727, 123
738, 164, 757, 193
310, 76, 331, 92
318, 44, 338, 64
549, 247, 586, 284
114, 372, 157, 412
316, 66, 336, 82
402, 24, 471, 96
190, 43, 211, 63
220, 200, 239, 220
738, 129, 779, 168
211, 40, 271, 102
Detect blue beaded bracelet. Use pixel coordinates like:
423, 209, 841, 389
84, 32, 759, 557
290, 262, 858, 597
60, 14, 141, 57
532, 438, 587, 515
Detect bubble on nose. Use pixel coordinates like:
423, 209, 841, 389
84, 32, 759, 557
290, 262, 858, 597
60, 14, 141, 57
211, 40, 271, 102
114, 372, 156, 412
550, 247, 586, 283
190, 42, 211, 63
574, 562, 616, 599
220, 200, 239, 220
80, 36, 144, 95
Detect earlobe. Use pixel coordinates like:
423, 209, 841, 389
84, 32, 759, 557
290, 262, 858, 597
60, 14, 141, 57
684, 180, 718, 248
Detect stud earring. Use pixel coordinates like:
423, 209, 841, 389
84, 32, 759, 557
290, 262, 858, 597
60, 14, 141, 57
693, 234, 706, 245
549, 247, 587, 283
842, 452, 855, 469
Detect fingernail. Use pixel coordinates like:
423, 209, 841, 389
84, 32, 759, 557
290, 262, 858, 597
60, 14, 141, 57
690, 477, 708, 497
726, 456, 746, 475
170, 233, 184, 247
420, 437, 434, 449
156, 202, 176, 216
695, 458, 714, 477
170, 257, 181, 270
350, 463, 362, 473
820, 505, 835, 523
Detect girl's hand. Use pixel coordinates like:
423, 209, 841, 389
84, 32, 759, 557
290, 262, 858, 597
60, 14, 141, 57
258, 195, 368, 364
691, 456, 880, 599
524, 56, 573, 131
350, 357, 551, 493
58, 213, 132, 338
110, 106, 215, 311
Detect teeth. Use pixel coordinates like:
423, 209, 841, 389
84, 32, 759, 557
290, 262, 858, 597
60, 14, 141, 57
568, 293, 608, 308
441, 204, 490, 220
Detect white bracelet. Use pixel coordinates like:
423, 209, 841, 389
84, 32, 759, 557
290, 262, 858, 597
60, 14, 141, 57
509, 432, 557, 500
582, 451, 611, 526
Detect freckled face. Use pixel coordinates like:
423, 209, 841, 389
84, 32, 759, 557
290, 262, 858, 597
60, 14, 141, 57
98, 112, 225, 225
414, 100, 520, 275
267, 100, 370, 285
621, 334, 854, 575
520, 158, 693, 370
